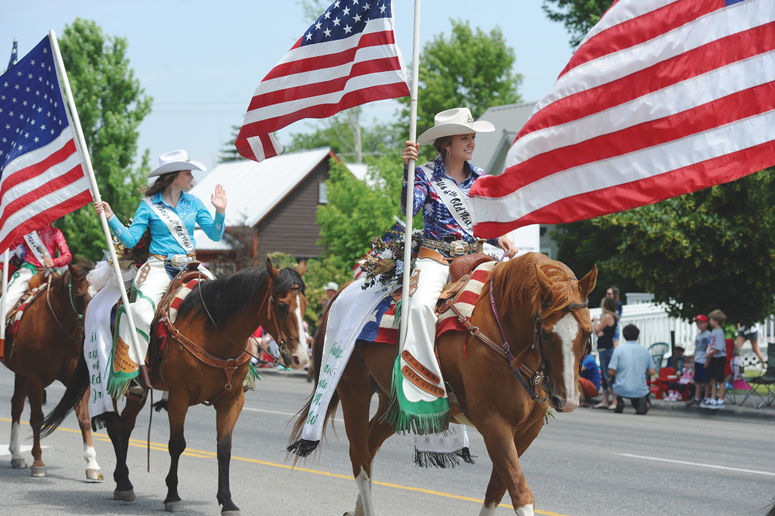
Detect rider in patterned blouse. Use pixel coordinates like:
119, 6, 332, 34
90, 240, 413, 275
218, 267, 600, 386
1, 222, 72, 319
401, 107, 518, 362
94, 149, 226, 393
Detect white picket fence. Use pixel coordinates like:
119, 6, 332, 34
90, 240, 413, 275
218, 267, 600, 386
588, 303, 772, 368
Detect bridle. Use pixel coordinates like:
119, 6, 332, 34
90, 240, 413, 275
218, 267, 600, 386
45, 269, 88, 345
446, 277, 589, 404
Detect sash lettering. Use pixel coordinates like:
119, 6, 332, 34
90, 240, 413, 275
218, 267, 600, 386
143, 198, 196, 254
420, 164, 474, 237
23, 231, 53, 265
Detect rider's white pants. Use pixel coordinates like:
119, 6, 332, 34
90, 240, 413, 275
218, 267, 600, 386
1, 267, 34, 320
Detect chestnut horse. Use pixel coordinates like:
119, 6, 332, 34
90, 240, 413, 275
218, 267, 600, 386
1, 258, 101, 480
43, 259, 308, 513
290, 252, 596, 516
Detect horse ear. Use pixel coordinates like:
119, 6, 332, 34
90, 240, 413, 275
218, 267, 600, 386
266, 258, 279, 281
577, 265, 598, 298
533, 263, 553, 306
296, 259, 307, 276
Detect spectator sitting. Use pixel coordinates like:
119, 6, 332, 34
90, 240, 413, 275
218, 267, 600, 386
608, 324, 656, 415
578, 352, 601, 407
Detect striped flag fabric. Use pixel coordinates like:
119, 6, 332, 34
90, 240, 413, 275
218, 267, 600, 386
470, 0, 775, 238
236, 0, 410, 162
0, 36, 92, 252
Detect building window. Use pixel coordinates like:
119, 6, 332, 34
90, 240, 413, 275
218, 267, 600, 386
318, 182, 328, 204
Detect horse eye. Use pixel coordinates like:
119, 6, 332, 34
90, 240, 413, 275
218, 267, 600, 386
277, 303, 290, 315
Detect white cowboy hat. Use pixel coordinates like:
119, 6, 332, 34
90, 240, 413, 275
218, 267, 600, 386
148, 149, 207, 178
417, 107, 495, 146
325, 281, 338, 291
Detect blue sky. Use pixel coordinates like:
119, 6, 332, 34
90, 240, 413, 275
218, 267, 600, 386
2, 1, 575, 171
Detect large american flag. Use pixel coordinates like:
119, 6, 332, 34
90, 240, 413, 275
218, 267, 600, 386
0, 36, 92, 252
236, 0, 410, 162
470, 0, 775, 238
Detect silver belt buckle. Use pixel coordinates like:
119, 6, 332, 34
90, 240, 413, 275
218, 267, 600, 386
170, 254, 192, 268
449, 240, 467, 256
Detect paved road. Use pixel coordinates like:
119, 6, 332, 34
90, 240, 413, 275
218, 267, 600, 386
0, 368, 773, 515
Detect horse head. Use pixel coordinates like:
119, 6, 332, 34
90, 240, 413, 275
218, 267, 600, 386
266, 259, 309, 369
531, 258, 597, 413
66, 256, 96, 314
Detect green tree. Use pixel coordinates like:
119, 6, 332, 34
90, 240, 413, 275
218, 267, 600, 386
400, 19, 523, 152
316, 155, 405, 267
592, 171, 775, 325
218, 125, 242, 163
542, 0, 613, 47
57, 18, 152, 259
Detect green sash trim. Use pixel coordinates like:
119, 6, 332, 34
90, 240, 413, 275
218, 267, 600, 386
384, 356, 450, 435
244, 363, 260, 391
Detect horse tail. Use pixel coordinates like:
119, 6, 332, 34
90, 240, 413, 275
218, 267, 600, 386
41, 352, 90, 438
287, 309, 340, 460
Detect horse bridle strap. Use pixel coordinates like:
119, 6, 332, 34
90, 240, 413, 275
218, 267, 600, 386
159, 313, 251, 394
45, 273, 84, 346
444, 299, 545, 402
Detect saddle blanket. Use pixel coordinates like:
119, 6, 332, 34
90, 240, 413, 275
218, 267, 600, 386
357, 260, 496, 346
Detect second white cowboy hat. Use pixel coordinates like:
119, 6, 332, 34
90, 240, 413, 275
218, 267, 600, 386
148, 149, 207, 178
417, 107, 495, 146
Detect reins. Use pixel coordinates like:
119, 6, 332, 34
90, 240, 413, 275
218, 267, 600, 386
446, 275, 589, 404
44, 272, 86, 345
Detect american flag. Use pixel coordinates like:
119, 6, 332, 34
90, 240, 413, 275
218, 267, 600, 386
0, 36, 92, 252
470, 0, 775, 238
236, 0, 410, 162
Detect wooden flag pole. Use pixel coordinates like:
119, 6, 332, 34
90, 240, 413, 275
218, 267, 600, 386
398, 0, 422, 347
48, 30, 148, 383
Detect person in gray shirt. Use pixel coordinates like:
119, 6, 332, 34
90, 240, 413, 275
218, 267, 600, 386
608, 324, 656, 415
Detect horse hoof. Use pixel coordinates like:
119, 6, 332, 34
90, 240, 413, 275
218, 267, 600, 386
164, 500, 181, 512
30, 465, 46, 477
113, 489, 135, 502
221, 509, 240, 515
10, 458, 27, 469
85, 468, 104, 482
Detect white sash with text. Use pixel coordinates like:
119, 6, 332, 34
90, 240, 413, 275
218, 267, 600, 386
143, 198, 196, 255
23, 231, 53, 265
420, 163, 474, 238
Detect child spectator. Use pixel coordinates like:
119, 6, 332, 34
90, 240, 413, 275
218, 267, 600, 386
578, 352, 601, 407
688, 314, 711, 406
702, 308, 728, 410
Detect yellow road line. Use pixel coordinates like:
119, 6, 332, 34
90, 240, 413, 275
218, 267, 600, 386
1, 416, 567, 515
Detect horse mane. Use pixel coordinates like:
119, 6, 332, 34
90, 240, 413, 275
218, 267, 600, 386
176, 266, 305, 328
489, 252, 576, 317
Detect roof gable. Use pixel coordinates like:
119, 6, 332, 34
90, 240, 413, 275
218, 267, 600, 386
189, 147, 331, 227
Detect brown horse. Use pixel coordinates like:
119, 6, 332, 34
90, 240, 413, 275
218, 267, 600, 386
43, 259, 308, 513
2, 257, 101, 480
290, 252, 596, 516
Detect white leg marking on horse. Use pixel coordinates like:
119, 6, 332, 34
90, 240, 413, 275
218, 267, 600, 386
355, 468, 375, 516
553, 313, 579, 412
516, 503, 535, 516
9, 422, 22, 459
478, 502, 498, 515
83, 444, 100, 470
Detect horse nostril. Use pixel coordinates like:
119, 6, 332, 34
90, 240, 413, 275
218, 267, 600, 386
292, 356, 301, 367
552, 395, 566, 410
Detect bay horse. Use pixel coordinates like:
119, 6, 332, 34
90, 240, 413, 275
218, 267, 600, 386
43, 259, 308, 513
290, 252, 596, 516
1, 257, 102, 480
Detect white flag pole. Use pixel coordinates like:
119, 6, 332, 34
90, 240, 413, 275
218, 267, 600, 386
1, 250, 8, 346
399, 0, 422, 347
47, 30, 146, 377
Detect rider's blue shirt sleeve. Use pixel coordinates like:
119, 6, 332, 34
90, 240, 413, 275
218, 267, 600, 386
194, 197, 225, 242
108, 202, 150, 249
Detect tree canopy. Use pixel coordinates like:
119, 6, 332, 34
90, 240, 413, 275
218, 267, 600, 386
542, 0, 613, 47
57, 18, 152, 259
400, 19, 522, 149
